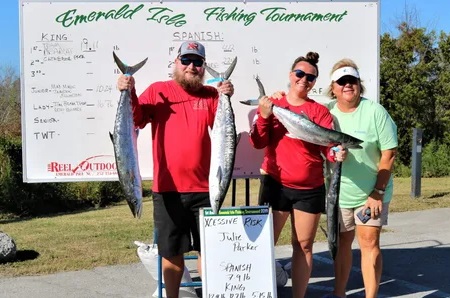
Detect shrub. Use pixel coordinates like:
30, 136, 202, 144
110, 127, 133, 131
392, 161, 411, 178
421, 140, 450, 177
0, 136, 127, 217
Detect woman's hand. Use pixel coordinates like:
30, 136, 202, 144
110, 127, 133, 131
271, 91, 286, 100
334, 145, 348, 162
259, 96, 273, 119
363, 194, 383, 219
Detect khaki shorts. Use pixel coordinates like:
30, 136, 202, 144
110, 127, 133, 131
339, 203, 389, 232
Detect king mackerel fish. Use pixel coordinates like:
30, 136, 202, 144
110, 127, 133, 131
326, 161, 342, 260
205, 57, 238, 214
240, 77, 364, 149
110, 51, 147, 218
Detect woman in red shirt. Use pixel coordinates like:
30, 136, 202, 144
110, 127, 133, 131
250, 52, 344, 298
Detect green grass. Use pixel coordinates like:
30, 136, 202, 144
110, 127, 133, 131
1, 177, 449, 277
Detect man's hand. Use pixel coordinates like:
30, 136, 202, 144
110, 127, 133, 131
218, 80, 234, 97
117, 75, 135, 91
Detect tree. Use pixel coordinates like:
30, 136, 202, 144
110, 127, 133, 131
0, 66, 20, 137
380, 23, 450, 166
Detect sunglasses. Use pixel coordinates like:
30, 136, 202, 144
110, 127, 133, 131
335, 76, 359, 86
180, 57, 204, 67
293, 69, 317, 82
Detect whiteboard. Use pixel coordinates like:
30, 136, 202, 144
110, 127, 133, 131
19, 0, 380, 182
200, 206, 275, 297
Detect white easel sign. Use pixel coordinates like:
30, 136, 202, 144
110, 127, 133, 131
200, 206, 276, 298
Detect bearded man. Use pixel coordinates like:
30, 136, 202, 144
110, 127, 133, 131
117, 41, 234, 298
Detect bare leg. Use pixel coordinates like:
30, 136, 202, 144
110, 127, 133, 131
197, 253, 202, 277
333, 230, 355, 297
162, 254, 184, 298
356, 225, 382, 298
290, 209, 321, 298
272, 210, 290, 243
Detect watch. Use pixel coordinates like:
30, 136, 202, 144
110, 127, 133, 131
373, 188, 385, 195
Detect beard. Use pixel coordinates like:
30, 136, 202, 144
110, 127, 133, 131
173, 68, 205, 92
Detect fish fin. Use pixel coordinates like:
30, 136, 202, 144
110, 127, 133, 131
208, 126, 212, 137
113, 51, 148, 76
299, 111, 310, 120
216, 166, 222, 183
239, 99, 259, 106
236, 133, 242, 145
109, 132, 114, 144
255, 77, 266, 98
285, 133, 298, 139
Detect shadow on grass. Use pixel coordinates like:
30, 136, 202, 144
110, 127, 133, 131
15, 250, 40, 262
426, 192, 450, 199
1, 250, 40, 264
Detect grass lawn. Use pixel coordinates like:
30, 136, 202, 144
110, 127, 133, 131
0, 177, 449, 277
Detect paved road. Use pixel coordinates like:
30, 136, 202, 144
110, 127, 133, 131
1, 208, 449, 298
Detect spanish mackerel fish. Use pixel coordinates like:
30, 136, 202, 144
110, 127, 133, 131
240, 78, 364, 149
110, 51, 147, 218
326, 161, 342, 260
205, 57, 238, 214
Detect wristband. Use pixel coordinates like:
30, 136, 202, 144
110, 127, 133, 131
373, 188, 385, 195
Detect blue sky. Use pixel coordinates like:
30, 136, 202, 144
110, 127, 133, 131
2, 0, 450, 73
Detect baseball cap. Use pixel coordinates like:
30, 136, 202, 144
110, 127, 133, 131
178, 41, 206, 59
331, 66, 360, 81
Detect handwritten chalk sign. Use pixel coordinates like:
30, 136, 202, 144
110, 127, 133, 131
20, 0, 379, 182
200, 206, 276, 298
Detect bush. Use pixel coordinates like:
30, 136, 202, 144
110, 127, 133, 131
0, 136, 127, 217
392, 161, 411, 178
421, 140, 450, 177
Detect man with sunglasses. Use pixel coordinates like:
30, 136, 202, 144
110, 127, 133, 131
117, 40, 234, 298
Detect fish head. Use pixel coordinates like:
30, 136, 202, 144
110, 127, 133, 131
343, 136, 364, 149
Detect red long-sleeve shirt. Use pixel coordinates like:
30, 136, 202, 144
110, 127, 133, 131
250, 96, 334, 189
131, 80, 219, 193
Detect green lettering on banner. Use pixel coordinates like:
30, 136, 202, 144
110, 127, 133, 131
54, 4, 348, 28
146, 7, 186, 27
204, 6, 257, 26
260, 7, 348, 23
55, 4, 144, 27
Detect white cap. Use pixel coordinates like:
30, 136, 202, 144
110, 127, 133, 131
331, 66, 360, 81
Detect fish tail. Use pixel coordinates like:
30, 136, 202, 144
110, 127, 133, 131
113, 51, 148, 76
256, 77, 266, 98
223, 57, 238, 80
205, 57, 238, 80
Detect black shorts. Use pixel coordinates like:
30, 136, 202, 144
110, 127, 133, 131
153, 192, 210, 258
258, 175, 325, 214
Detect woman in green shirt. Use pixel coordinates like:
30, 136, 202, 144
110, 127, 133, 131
324, 59, 398, 298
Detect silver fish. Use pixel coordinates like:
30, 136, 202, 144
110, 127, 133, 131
326, 161, 342, 260
110, 51, 147, 218
205, 57, 238, 214
240, 77, 364, 149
